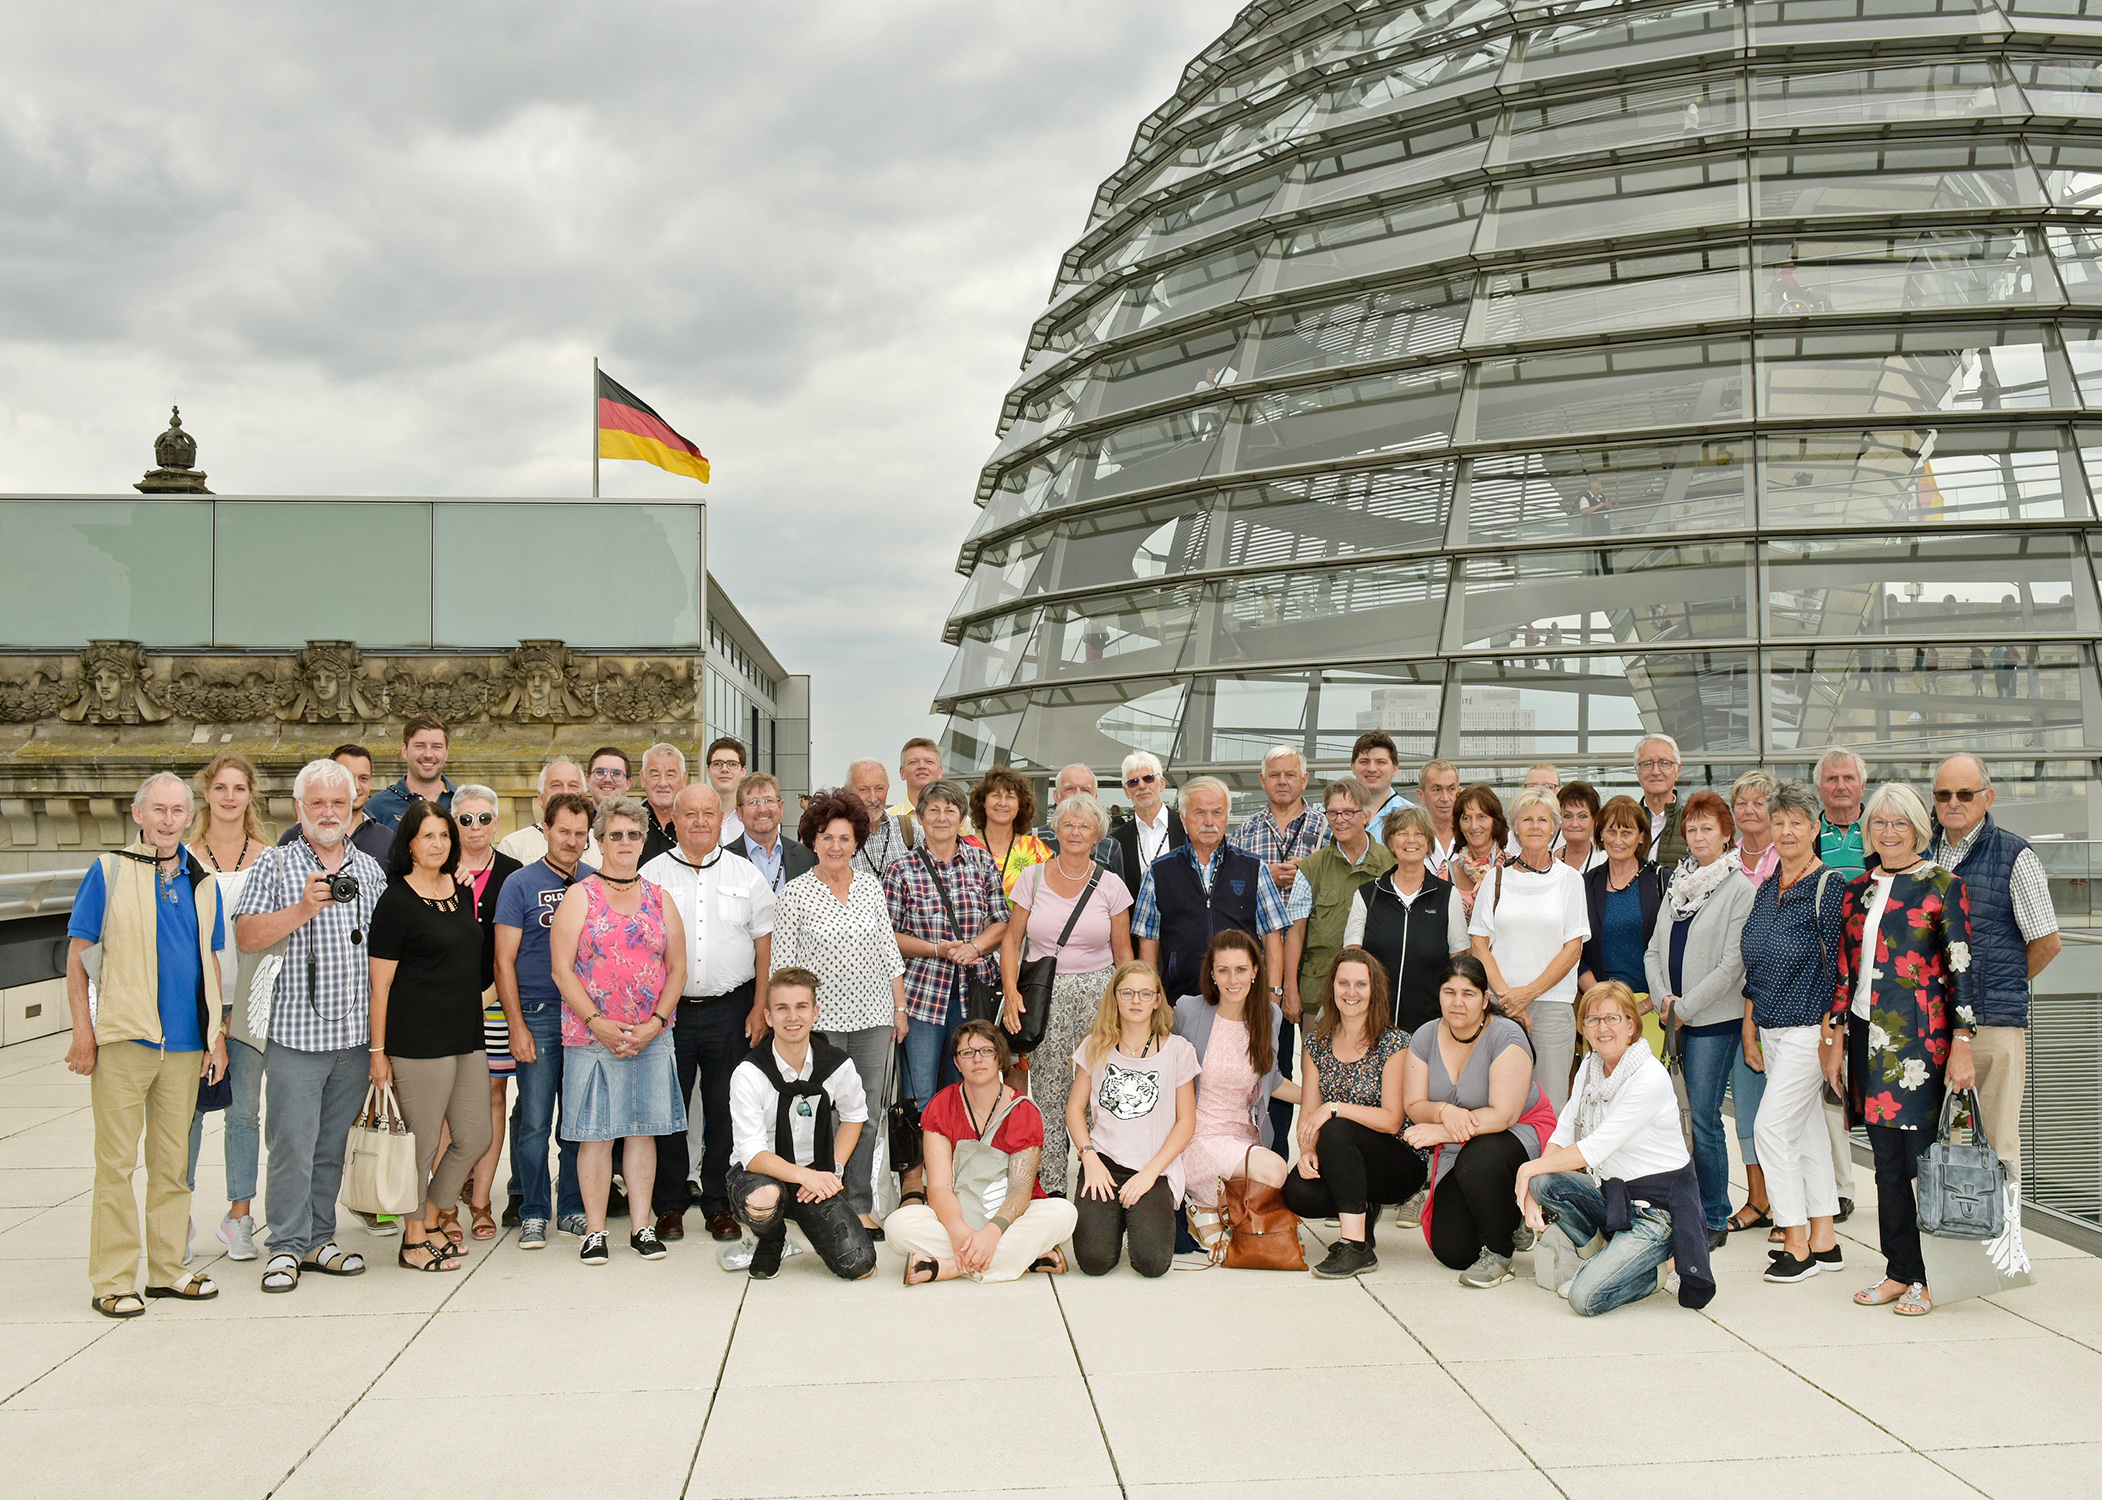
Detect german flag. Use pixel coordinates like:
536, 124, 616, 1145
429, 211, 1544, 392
597, 370, 710, 483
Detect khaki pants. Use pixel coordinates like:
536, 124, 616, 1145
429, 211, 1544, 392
884, 1198, 1078, 1283
1971, 1026, 2026, 1179
392, 1052, 493, 1215
90, 1043, 201, 1298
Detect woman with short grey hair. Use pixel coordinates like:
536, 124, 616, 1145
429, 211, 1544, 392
450, 783, 522, 1241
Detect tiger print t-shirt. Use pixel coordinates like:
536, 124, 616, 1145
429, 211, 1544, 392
1074, 1032, 1202, 1204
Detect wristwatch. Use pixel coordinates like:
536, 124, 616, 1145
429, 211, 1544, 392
1269, 985, 1285, 997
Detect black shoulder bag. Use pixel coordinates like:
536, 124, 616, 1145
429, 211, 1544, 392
1008, 864, 1103, 1055
917, 848, 1005, 1032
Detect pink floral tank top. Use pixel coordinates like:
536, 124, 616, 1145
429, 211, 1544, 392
561, 876, 670, 1048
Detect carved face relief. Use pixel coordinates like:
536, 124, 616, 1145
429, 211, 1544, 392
312, 667, 339, 705
92, 666, 122, 705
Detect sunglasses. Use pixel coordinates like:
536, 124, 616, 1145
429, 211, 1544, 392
1933, 787, 1983, 803
602, 829, 645, 842
455, 812, 495, 827
1125, 773, 1159, 788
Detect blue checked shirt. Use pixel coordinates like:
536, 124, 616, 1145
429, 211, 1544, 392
1229, 803, 1331, 869
1130, 842, 1290, 941
232, 838, 386, 1053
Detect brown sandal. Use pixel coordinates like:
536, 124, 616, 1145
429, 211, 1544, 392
1028, 1247, 1067, 1274
435, 1208, 465, 1248
469, 1204, 497, 1240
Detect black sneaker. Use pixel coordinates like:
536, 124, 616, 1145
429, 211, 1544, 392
501, 1194, 523, 1229
1311, 1238, 1378, 1280
578, 1231, 609, 1267
1834, 1197, 1854, 1224
630, 1226, 667, 1261
1813, 1245, 1846, 1272
748, 1234, 785, 1280
1764, 1250, 1818, 1283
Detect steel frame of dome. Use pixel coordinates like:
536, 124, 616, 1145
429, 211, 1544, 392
935, 0, 2102, 834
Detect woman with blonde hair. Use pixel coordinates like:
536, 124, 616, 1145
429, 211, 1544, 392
1471, 784, 1591, 1110
1067, 961, 1198, 1277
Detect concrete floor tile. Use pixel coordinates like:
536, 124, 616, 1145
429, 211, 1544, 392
728, 1272, 1072, 1387
0, 1399, 342, 1500
1775, 1335, 2102, 1450
0, 1202, 89, 1259
0, 1321, 110, 1402
1933, 1441, 2102, 1498
0, 1105, 83, 1139
1700, 1264, 2039, 1348
1987, 1256, 2102, 1350
0, 1117, 98, 1170
441, 1229, 753, 1311
1061, 1278, 1431, 1373
1551, 1452, 1982, 1500
0, 1166, 92, 1209
0, 1254, 119, 1322
372, 1300, 739, 1398
1369, 1273, 1739, 1362
1129, 1476, 1561, 1500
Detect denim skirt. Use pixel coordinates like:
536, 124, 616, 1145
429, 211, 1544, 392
558, 1031, 686, 1141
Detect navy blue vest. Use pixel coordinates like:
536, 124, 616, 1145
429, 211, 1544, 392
1151, 846, 1262, 995
1941, 815, 2033, 1027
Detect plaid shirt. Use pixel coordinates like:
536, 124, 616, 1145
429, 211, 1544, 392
1934, 824, 2059, 941
883, 844, 1006, 1024
1130, 842, 1290, 941
232, 838, 386, 1053
1230, 803, 1331, 869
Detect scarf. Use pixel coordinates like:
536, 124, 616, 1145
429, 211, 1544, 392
1665, 849, 1741, 921
1570, 1043, 1658, 1183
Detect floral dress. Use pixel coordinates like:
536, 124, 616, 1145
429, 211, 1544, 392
1827, 862, 1978, 1131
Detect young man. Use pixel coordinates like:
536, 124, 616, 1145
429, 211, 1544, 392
1636, 733, 1690, 869
364, 716, 454, 830
726, 771, 815, 894
889, 737, 945, 823
1108, 750, 1185, 887
1416, 758, 1461, 871
638, 743, 689, 865
497, 758, 601, 870
703, 737, 748, 845
1231, 745, 1330, 895
275, 744, 393, 864
1351, 731, 1416, 844
726, 969, 878, 1281
586, 746, 633, 807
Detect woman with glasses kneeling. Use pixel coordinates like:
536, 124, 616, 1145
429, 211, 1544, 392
1515, 982, 1715, 1316
890, 1021, 1078, 1283
1286, 947, 1422, 1279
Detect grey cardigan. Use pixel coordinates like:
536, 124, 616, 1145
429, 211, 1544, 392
1172, 993, 1285, 1151
1643, 871, 1755, 1028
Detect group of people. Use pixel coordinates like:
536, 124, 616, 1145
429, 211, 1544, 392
65, 720, 2058, 1322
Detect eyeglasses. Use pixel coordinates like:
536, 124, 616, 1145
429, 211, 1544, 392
707, 758, 744, 771
1115, 988, 1160, 1003
955, 1046, 999, 1061
1580, 1013, 1635, 1031
1125, 773, 1159, 788
742, 796, 781, 810
1868, 817, 1914, 834
1636, 758, 1678, 773
589, 768, 627, 781
455, 812, 495, 827
602, 829, 645, 842
1933, 787, 1983, 804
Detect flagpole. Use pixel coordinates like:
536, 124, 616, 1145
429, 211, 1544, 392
591, 356, 600, 498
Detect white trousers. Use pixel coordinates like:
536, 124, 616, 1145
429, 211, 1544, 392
884, 1198, 1078, 1283
1753, 1026, 1838, 1229
1825, 1096, 1857, 1197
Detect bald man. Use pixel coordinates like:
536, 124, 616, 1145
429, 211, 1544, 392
848, 759, 913, 878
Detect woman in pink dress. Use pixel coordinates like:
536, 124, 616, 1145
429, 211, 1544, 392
1174, 930, 1294, 1264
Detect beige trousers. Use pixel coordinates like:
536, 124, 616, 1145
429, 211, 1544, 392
90, 1043, 200, 1298
885, 1199, 1078, 1283
1971, 1026, 2026, 1179
391, 1052, 493, 1215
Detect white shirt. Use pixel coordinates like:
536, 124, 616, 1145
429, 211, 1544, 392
729, 1041, 869, 1170
496, 823, 602, 869
640, 846, 776, 997
1468, 860, 1591, 1007
719, 810, 746, 846
1429, 832, 1458, 872
1550, 1050, 1689, 1183
1134, 805, 1172, 867
1852, 871, 1897, 1019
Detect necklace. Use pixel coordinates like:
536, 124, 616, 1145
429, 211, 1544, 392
595, 870, 641, 888
204, 836, 250, 874
963, 1084, 1005, 1140
671, 848, 722, 872
1447, 1016, 1488, 1044
1116, 1032, 1157, 1059
1512, 855, 1552, 876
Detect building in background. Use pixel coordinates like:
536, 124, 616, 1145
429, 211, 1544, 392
931, 0, 2102, 837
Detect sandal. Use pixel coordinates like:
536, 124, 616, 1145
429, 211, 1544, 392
1893, 1282, 1933, 1317
300, 1242, 366, 1277
899, 1191, 928, 1208
1028, 1247, 1067, 1275
261, 1253, 300, 1293
903, 1255, 941, 1286
145, 1271, 218, 1301
435, 1209, 464, 1248
1728, 1205, 1772, 1232
1188, 1207, 1229, 1266
398, 1237, 462, 1273
469, 1204, 497, 1240
1855, 1279, 1908, 1306
90, 1293, 145, 1319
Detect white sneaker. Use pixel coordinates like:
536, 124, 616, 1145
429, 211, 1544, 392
218, 1213, 258, 1262
717, 1233, 804, 1271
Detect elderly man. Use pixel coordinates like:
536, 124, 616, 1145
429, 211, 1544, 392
497, 758, 602, 869
1932, 755, 2061, 1184
1352, 731, 1418, 844
364, 714, 455, 830
727, 772, 814, 893
1417, 758, 1462, 870
637, 743, 689, 864
1109, 750, 1186, 887
848, 759, 914, 876
1039, 763, 1126, 881
1815, 747, 1868, 876
889, 737, 946, 824
1506, 764, 1564, 855
1133, 775, 1287, 1002
1232, 745, 1331, 895
704, 737, 749, 845
233, 758, 387, 1293
66, 772, 229, 1317
275, 744, 393, 864
642, 784, 776, 1243
1636, 733, 1690, 868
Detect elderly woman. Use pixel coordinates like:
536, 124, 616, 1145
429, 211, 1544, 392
967, 766, 1051, 899
774, 789, 908, 1232
549, 796, 687, 1266
1402, 955, 1560, 1287
368, 801, 494, 1272
1579, 795, 1665, 1015
1741, 779, 1848, 1283
1176, 930, 1289, 1263
1471, 785, 1591, 1110
1518, 981, 1714, 1316
1445, 784, 1508, 922
1645, 789, 1753, 1247
1825, 783, 1979, 1317
998, 792, 1133, 1195
450, 784, 521, 1241
1343, 806, 1470, 1037
1558, 782, 1607, 874
1724, 768, 1780, 1230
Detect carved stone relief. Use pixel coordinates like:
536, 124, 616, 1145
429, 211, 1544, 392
56, 641, 171, 725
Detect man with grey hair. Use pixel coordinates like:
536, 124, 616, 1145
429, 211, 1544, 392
273, 744, 393, 864
1931, 753, 2061, 1184
1636, 733, 1690, 868
498, 758, 602, 869
1814, 746, 1869, 877
66, 772, 229, 1316
1232, 745, 1330, 896
1417, 757, 1462, 869
638, 742, 688, 864
847, 759, 913, 877
1133, 775, 1287, 1001
233, 757, 387, 1293
1040, 763, 1125, 882
1109, 749, 1186, 891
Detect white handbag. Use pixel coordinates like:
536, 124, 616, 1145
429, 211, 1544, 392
341, 1083, 422, 1217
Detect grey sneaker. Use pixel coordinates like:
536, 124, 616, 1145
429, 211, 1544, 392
1511, 1222, 1537, 1253
353, 1210, 402, 1238
1394, 1189, 1428, 1228
556, 1214, 588, 1238
218, 1213, 258, 1262
1460, 1249, 1514, 1288
518, 1218, 549, 1250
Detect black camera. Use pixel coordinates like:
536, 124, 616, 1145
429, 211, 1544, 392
323, 871, 361, 904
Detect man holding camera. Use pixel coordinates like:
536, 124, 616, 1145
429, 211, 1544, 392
233, 758, 386, 1294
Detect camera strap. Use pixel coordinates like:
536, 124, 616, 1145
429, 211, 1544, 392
296, 834, 363, 1023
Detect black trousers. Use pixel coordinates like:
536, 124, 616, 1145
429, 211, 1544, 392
730, 1166, 876, 1281
1073, 1156, 1178, 1277
654, 983, 755, 1216
1281, 1116, 1426, 1225
1427, 1132, 1531, 1268
1867, 1123, 1932, 1287
1267, 1016, 1296, 1153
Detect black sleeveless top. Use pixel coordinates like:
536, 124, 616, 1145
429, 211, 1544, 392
1355, 873, 1458, 1036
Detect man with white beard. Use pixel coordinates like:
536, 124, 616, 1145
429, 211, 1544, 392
232, 758, 387, 1294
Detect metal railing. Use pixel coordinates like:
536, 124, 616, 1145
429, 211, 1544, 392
0, 867, 88, 923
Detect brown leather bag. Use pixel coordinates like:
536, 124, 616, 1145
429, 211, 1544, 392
1219, 1146, 1307, 1271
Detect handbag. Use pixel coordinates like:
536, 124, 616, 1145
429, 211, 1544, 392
1219, 1145, 1307, 1271
948, 1091, 1025, 1229
1918, 1088, 2007, 1240
1920, 1180, 2037, 1302
341, 1083, 422, 1217
196, 1068, 233, 1112
884, 1040, 923, 1176
1008, 865, 1103, 1055
917, 848, 1003, 1027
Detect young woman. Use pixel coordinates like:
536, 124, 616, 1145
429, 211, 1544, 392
967, 766, 1051, 899
1175, 930, 1290, 1264
1444, 785, 1508, 922
1471, 786, 1591, 1111
450, 785, 521, 1240
1067, 961, 1199, 1277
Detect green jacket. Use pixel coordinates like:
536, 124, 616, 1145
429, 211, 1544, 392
1294, 839, 1396, 1010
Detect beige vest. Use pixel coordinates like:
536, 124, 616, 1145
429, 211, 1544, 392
92, 848, 222, 1048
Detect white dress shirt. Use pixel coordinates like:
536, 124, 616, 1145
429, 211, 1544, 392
1134, 805, 1172, 867
640, 845, 776, 997
729, 1041, 869, 1170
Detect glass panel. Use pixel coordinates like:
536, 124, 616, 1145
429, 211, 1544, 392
1518, 0, 1739, 77
1749, 0, 1992, 47
1057, 325, 1247, 425
951, 544, 1050, 622
1233, 366, 1465, 471
1075, 171, 1287, 284
938, 608, 1042, 699
1765, 532, 2091, 638
1468, 441, 1752, 544
999, 678, 1193, 772
2030, 137, 2102, 209
1211, 559, 1449, 667
1752, 230, 2055, 317
937, 710, 1021, 778
1760, 426, 2086, 528
987, 443, 1081, 522
1456, 651, 1756, 758
1128, 97, 1317, 202
1250, 277, 1471, 378
1300, 113, 1496, 209
2047, 225, 2102, 305
1321, 0, 1508, 66
1040, 285, 1126, 355
1490, 157, 1746, 253
1505, 76, 1744, 164
1750, 63, 2015, 130
0, 500, 212, 647
217, 502, 431, 648
2059, 323, 2102, 404
1752, 140, 2039, 221
1766, 643, 2094, 757
1472, 339, 1751, 442
1274, 193, 1487, 291
2007, 56, 2102, 116
1313, 664, 1446, 762
1318, 36, 1513, 124
1125, 243, 1265, 333
1476, 246, 1747, 343
1757, 326, 2063, 419
1206, 674, 1314, 763
1459, 543, 1753, 649
1067, 405, 1231, 504
1028, 583, 1207, 681
1036, 501, 1216, 595
433, 503, 697, 648
1220, 462, 1456, 564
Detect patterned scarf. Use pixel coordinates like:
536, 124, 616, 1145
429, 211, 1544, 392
1666, 849, 1742, 921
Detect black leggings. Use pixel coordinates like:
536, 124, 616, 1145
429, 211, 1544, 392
1427, 1132, 1531, 1268
1073, 1156, 1178, 1277
1281, 1117, 1426, 1227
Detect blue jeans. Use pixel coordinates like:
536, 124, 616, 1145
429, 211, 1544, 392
187, 1036, 265, 1203
508, 1005, 582, 1223
1732, 1045, 1768, 1168
903, 973, 966, 1104
1678, 1028, 1738, 1232
1531, 1172, 1674, 1318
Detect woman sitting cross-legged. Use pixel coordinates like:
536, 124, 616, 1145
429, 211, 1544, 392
1400, 955, 1560, 1288
1285, 947, 1424, 1280
1175, 929, 1292, 1264
889, 1020, 1079, 1284
1515, 982, 1715, 1316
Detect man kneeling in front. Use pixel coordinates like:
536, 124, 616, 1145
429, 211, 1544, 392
727, 969, 878, 1282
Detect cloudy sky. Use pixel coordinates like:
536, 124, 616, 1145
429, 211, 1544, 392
0, 1, 1241, 782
